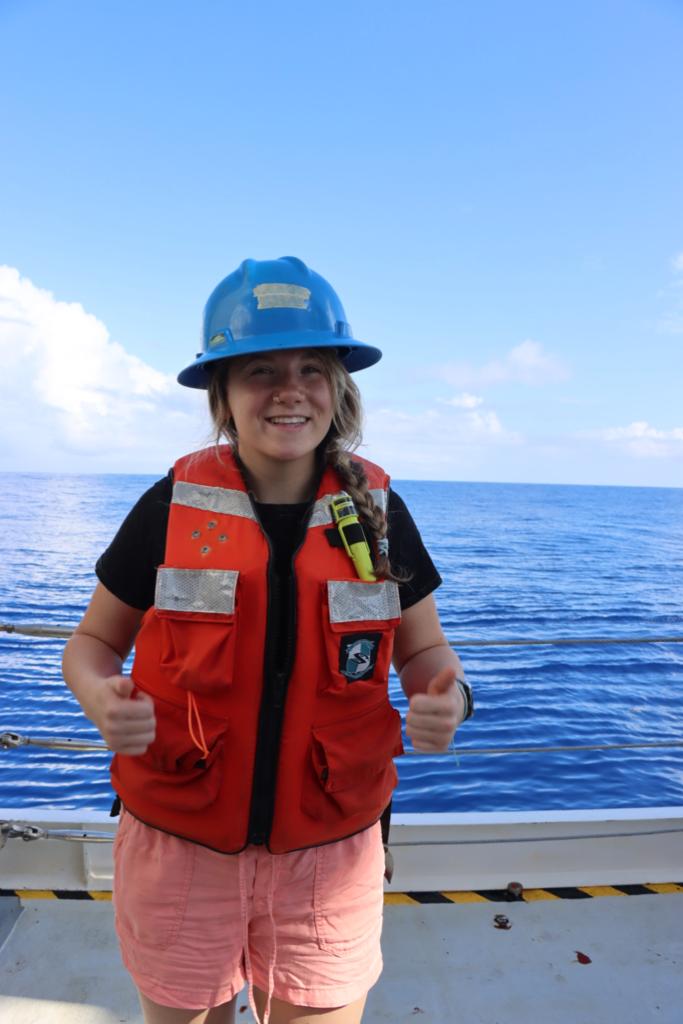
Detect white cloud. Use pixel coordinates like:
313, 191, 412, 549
440, 339, 569, 389
440, 392, 483, 409
672, 251, 683, 275
362, 398, 520, 477
0, 266, 207, 471
507, 339, 566, 381
601, 422, 683, 442
467, 409, 505, 435
590, 420, 683, 459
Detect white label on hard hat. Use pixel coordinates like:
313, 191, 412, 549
253, 284, 311, 310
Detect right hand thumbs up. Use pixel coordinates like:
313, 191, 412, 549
109, 675, 136, 699
95, 675, 156, 756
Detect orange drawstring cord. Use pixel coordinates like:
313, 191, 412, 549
186, 692, 210, 761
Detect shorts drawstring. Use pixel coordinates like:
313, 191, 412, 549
238, 853, 261, 1023
237, 851, 279, 1024
262, 853, 280, 1024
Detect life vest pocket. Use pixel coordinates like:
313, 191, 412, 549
303, 700, 404, 823
155, 566, 238, 695
130, 693, 228, 813
321, 579, 401, 694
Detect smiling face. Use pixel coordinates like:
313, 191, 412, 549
225, 348, 335, 482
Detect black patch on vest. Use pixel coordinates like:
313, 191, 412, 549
339, 633, 382, 682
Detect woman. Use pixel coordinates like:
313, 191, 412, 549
63, 256, 472, 1024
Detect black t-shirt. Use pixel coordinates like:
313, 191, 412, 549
96, 472, 441, 613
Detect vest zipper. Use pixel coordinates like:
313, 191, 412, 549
245, 496, 311, 846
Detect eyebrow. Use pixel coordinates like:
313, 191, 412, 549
240, 356, 274, 369
241, 353, 323, 369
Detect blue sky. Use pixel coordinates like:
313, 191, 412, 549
1, 0, 682, 485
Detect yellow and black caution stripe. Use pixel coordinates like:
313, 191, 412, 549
0, 889, 113, 901
386, 883, 683, 904
3, 884, 683, 904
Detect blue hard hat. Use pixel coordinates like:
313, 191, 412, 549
177, 257, 382, 389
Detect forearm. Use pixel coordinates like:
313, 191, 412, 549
399, 642, 465, 696
62, 633, 124, 724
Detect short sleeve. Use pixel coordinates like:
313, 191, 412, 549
387, 489, 442, 611
95, 473, 173, 611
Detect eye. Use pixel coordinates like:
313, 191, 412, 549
301, 362, 323, 376
248, 364, 274, 376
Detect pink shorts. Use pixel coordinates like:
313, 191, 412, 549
113, 809, 384, 1013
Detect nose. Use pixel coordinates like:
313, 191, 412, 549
273, 367, 304, 404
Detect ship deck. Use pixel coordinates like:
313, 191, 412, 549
2, 887, 682, 1023
2, 807, 682, 1021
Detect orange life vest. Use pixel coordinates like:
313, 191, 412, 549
111, 446, 404, 854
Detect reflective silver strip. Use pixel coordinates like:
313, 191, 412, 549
156, 568, 238, 615
327, 580, 400, 624
173, 481, 386, 528
308, 488, 388, 529
309, 495, 335, 528
172, 481, 256, 521
370, 487, 387, 514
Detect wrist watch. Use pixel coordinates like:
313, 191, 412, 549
455, 678, 474, 721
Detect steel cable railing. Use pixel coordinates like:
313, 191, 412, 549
3, 730, 683, 758
3, 621, 683, 645
2, 621, 683, 758
2, 819, 683, 848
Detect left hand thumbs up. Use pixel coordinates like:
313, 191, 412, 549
406, 666, 460, 753
426, 666, 457, 697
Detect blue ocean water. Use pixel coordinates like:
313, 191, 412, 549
1, 472, 682, 813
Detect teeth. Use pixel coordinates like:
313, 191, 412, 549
269, 416, 307, 424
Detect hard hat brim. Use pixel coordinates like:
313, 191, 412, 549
177, 333, 382, 389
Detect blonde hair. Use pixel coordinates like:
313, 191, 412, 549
206, 350, 404, 581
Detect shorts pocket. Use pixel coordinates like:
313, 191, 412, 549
114, 810, 196, 951
135, 694, 227, 812
303, 701, 404, 824
156, 566, 239, 696
321, 579, 401, 695
313, 824, 384, 956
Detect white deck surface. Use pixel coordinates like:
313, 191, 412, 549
1, 893, 681, 1023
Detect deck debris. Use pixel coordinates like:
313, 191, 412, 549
493, 913, 511, 929
575, 950, 592, 964
411, 1008, 425, 1015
